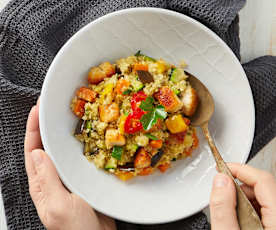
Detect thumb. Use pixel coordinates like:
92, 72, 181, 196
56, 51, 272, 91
210, 173, 240, 230
30, 149, 68, 198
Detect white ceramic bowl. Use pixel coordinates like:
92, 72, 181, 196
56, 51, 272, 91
40, 8, 255, 224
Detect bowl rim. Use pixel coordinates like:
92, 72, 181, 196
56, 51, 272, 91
40, 7, 255, 224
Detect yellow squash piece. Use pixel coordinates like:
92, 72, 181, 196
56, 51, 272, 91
165, 114, 189, 134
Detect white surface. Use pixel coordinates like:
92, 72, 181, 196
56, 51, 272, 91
40, 8, 254, 224
1, 0, 276, 228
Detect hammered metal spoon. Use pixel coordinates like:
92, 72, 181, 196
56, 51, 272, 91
186, 72, 263, 230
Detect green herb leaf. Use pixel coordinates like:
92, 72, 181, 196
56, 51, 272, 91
145, 133, 159, 140
155, 105, 167, 119
141, 106, 167, 131
139, 96, 154, 111
111, 146, 123, 160
140, 111, 156, 131
123, 89, 132, 95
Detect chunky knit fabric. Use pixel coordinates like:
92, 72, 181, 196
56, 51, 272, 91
0, 1, 276, 229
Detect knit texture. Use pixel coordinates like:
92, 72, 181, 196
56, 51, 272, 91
0, 0, 276, 230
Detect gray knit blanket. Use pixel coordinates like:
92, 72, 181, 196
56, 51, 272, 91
1, 0, 276, 229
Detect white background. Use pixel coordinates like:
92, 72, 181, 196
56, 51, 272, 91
0, 0, 276, 228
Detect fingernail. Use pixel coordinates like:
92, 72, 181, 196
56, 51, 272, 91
214, 173, 229, 188
31, 150, 43, 166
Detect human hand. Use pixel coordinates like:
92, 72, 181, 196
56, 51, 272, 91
24, 100, 116, 230
210, 163, 276, 230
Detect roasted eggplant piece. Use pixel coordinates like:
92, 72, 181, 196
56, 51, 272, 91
151, 149, 164, 167
137, 70, 154, 84
75, 119, 86, 135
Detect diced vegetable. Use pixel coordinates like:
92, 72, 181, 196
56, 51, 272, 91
173, 89, 180, 95
181, 86, 199, 116
72, 99, 86, 118
76, 87, 97, 102
99, 62, 115, 78
134, 50, 156, 62
115, 65, 122, 74
105, 157, 117, 169
165, 114, 189, 134
133, 63, 148, 72
111, 146, 124, 160
156, 60, 167, 74
131, 79, 144, 92
115, 79, 130, 95
144, 133, 158, 140
135, 135, 149, 147
105, 129, 126, 148
151, 149, 164, 167
131, 91, 147, 112
158, 163, 170, 173
99, 83, 114, 103
99, 103, 119, 122
118, 114, 127, 134
170, 68, 187, 83
138, 167, 153, 176
75, 119, 86, 135
137, 70, 154, 84
85, 120, 93, 130
123, 89, 132, 95
117, 171, 134, 181
124, 111, 143, 134
88, 67, 106, 84
154, 86, 183, 112
150, 140, 163, 149
134, 148, 151, 169
118, 162, 135, 172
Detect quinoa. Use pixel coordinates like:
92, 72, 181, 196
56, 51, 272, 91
71, 53, 199, 180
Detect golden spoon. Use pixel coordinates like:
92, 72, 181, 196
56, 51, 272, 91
186, 72, 263, 230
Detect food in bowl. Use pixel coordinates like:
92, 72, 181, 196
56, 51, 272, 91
71, 51, 199, 181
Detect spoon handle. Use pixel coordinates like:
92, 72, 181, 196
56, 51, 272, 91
201, 122, 263, 230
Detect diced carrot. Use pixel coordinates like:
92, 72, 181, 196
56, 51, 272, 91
150, 140, 163, 149
115, 79, 130, 95
88, 67, 106, 84
99, 103, 119, 123
73, 99, 86, 118
158, 163, 171, 173
154, 86, 183, 112
99, 62, 115, 78
138, 167, 153, 176
133, 63, 148, 72
134, 148, 151, 169
117, 172, 134, 181
76, 87, 97, 102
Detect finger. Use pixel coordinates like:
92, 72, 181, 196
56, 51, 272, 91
24, 105, 42, 179
240, 184, 255, 200
36, 96, 40, 106
31, 149, 67, 197
228, 163, 276, 207
210, 173, 240, 230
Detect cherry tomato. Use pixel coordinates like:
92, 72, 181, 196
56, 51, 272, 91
124, 111, 143, 134
131, 91, 147, 112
